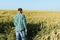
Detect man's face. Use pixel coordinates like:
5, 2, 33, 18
18, 10, 22, 13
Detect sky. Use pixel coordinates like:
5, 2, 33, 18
0, 0, 60, 11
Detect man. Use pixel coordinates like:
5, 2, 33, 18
13, 8, 27, 40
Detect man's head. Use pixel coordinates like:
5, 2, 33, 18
18, 8, 23, 13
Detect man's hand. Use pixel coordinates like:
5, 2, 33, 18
25, 29, 27, 35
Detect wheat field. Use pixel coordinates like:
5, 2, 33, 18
0, 10, 60, 40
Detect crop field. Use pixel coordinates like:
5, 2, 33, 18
0, 10, 60, 40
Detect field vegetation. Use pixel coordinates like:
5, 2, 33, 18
0, 10, 60, 40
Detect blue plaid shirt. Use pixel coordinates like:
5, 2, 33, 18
13, 13, 27, 31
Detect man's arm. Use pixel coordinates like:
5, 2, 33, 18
23, 15, 27, 35
13, 15, 18, 27
23, 15, 27, 30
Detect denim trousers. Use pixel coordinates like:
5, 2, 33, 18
16, 30, 26, 40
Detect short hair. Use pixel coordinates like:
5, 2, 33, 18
18, 8, 22, 11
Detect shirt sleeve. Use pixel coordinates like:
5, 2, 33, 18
23, 14, 27, 30
13, 15, 18, 27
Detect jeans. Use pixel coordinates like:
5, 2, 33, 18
16, 30, 26, 40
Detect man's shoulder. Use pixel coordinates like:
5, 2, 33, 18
22, 13, 25, 16
13, 13, 18, 19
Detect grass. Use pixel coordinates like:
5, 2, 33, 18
0, 10, 60, 40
